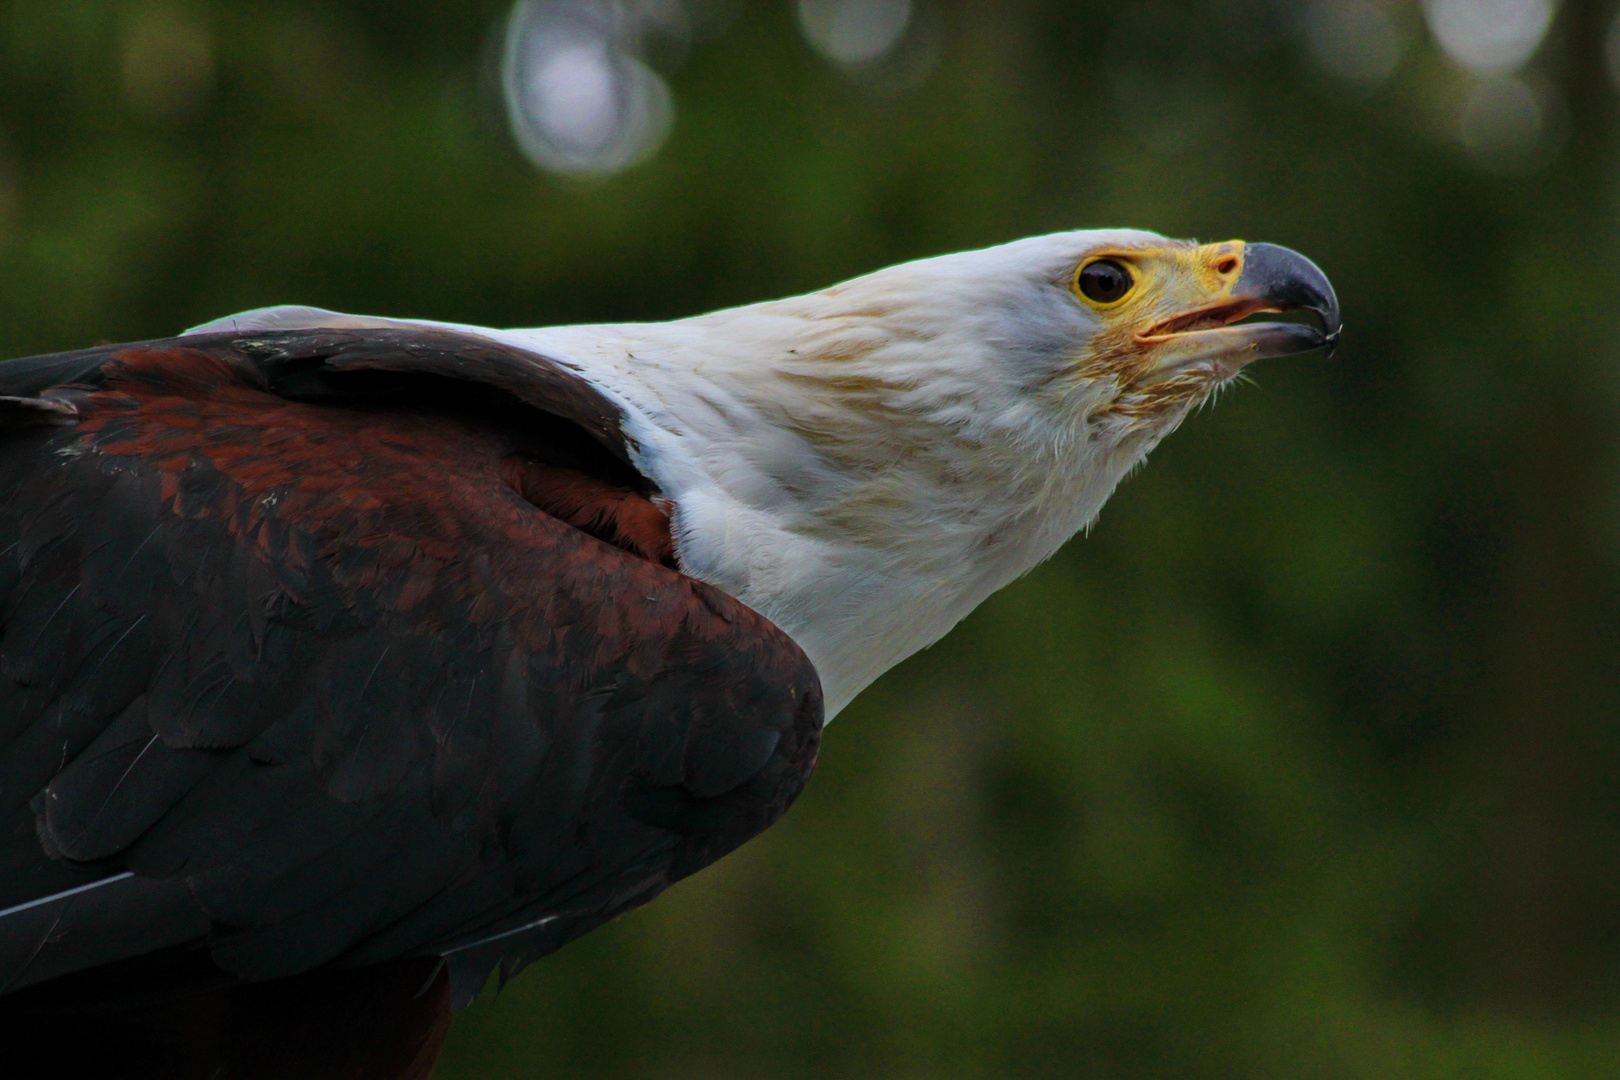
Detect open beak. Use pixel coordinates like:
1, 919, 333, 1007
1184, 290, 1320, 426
1136, 242, 1341, 382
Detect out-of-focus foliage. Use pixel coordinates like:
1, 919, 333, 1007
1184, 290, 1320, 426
2, 0, 1619, 1076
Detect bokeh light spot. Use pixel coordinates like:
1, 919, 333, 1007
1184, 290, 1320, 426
1302, 0, 1404, 86
1457, 74, 1556, 173
796, 0, 912, 66
530, 43, 622, 151
502, 0, 674, 177
1422, 0, 1552, 75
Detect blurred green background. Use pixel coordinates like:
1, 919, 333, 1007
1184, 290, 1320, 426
4, 0, 1620, 1075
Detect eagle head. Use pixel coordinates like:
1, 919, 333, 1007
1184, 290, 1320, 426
1045, 233, 1339, 432
751, 230, 1339, 461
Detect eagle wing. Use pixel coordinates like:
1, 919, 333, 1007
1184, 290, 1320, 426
0, 329, 823, 1010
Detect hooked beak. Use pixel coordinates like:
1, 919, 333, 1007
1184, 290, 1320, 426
1136, 242, 1342, 382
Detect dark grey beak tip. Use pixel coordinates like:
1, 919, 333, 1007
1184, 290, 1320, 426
1238, 242, 1343, 356
1321, 326, 1342, 360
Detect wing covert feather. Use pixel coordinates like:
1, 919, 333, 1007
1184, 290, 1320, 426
0, 331, 823, 1001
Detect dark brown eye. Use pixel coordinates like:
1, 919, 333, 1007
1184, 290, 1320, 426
1078, 259, 1133, 304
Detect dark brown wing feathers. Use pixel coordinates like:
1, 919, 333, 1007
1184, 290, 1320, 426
499, 456, 677, 567
0, 330, 823, 1079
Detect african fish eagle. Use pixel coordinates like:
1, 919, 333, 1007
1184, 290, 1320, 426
0, 231, 1337, 1079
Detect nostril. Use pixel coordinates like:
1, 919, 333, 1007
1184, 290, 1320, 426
1215, 257, 1238, 275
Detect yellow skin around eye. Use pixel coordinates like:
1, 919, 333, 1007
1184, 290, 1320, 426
1073, 240, 1245, 315
1069, 240, 1275, 422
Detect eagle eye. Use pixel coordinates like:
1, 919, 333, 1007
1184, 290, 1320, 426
1077, 259, 1134, 305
